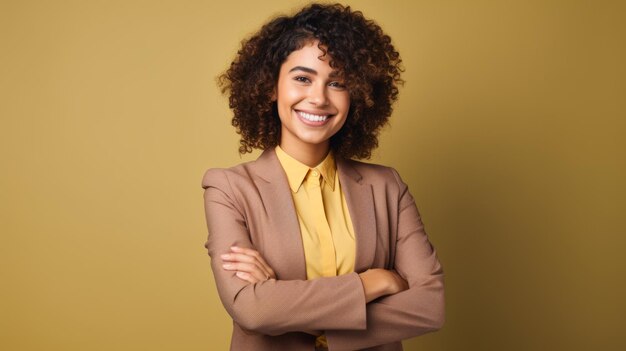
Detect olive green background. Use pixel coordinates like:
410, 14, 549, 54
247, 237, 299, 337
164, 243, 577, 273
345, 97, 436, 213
1, 0, 624, 350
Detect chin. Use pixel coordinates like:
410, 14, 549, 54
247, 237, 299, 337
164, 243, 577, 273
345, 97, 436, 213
296, 132, 333, 145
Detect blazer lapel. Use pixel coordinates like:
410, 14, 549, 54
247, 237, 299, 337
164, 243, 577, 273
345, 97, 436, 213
337, 157, 377, 273
250, 149, 377, 279
251, 149, 307, 280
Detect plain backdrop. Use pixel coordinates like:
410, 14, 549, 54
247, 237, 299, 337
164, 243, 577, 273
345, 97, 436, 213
1, 0, 624, 350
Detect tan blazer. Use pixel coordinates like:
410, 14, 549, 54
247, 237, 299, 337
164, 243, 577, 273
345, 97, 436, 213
202, 148, 444, 351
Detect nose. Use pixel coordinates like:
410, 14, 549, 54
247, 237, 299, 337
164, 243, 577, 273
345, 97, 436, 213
308, 83, 329, 106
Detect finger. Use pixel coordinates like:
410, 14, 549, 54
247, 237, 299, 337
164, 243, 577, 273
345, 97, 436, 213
222, 251, 274, 279
234, 271, 260, 284
230, 247, 276, 279
222, 262, 270, 282
230, 246, 267, 265
221, 253, 272, 278
267, 267, 276, 280
221, 252, 257, 263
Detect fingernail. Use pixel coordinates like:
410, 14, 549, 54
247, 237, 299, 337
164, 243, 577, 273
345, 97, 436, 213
221, 254, 229, 259
236, 272, 246, 277
231, 246, 240, 251
222, 264, 232, 269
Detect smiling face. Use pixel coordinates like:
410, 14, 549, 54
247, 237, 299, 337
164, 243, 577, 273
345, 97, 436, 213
274, 41, 350, 166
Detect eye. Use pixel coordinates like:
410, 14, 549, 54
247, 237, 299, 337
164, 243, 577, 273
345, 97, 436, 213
293, 76, 311, 83
329, 81, 346, 89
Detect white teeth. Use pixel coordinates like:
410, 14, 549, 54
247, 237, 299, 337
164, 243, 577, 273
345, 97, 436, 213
298, 111, 329, 122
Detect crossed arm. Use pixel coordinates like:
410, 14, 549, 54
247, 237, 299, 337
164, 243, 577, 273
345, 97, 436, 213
203, 168, 444, 349
221, 246, 409, 303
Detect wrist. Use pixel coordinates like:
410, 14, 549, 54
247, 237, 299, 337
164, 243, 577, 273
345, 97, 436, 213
359, 269, 392, 302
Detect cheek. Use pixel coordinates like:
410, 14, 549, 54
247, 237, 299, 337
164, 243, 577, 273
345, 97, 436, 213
277, 83, 303, 103
338, 95, 351, 114
276, 87, 294, 118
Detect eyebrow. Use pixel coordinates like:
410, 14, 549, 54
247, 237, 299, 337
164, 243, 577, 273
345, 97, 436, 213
288, 66, 340, 78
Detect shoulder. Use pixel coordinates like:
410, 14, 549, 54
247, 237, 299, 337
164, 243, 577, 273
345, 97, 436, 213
341, 158, 406, 188
201, 148, 283, 193
342, 158, 415, 207
201, 160, 258, 190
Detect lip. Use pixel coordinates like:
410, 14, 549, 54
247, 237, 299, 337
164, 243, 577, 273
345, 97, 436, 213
295, 109, 333, 126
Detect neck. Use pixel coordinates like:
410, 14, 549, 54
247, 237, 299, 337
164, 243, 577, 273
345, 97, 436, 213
279, 141, 330, 167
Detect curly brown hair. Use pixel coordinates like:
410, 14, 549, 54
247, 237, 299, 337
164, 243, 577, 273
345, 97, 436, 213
218, 3, 403, 159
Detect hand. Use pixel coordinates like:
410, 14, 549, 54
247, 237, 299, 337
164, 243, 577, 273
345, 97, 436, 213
359, 268, 409, 303
221, 246, 277, 284
387, 269, 409, 295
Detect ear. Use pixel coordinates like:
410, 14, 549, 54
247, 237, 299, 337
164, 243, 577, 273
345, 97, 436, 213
271, 87, 277, 101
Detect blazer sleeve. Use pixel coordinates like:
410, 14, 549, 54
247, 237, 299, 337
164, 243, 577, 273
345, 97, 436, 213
325, 168, 445, 350
202, 168, 368, 336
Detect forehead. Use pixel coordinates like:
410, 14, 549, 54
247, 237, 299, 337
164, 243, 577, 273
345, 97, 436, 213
280, 42, 338, 75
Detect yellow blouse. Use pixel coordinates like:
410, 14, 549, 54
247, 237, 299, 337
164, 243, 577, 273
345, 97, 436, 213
275, 146, 356, 279
275, 146, 356, 349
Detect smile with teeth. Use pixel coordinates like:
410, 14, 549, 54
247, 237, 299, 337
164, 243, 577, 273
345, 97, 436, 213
297, 110, 330, 122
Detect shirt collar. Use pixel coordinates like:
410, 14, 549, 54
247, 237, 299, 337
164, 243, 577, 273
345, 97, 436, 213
275, 145, 336, 192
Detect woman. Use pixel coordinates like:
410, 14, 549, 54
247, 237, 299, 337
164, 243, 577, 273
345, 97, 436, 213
202, 4, 444, 350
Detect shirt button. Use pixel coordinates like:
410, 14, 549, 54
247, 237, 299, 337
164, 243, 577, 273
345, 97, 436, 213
311, 170, 319, 177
